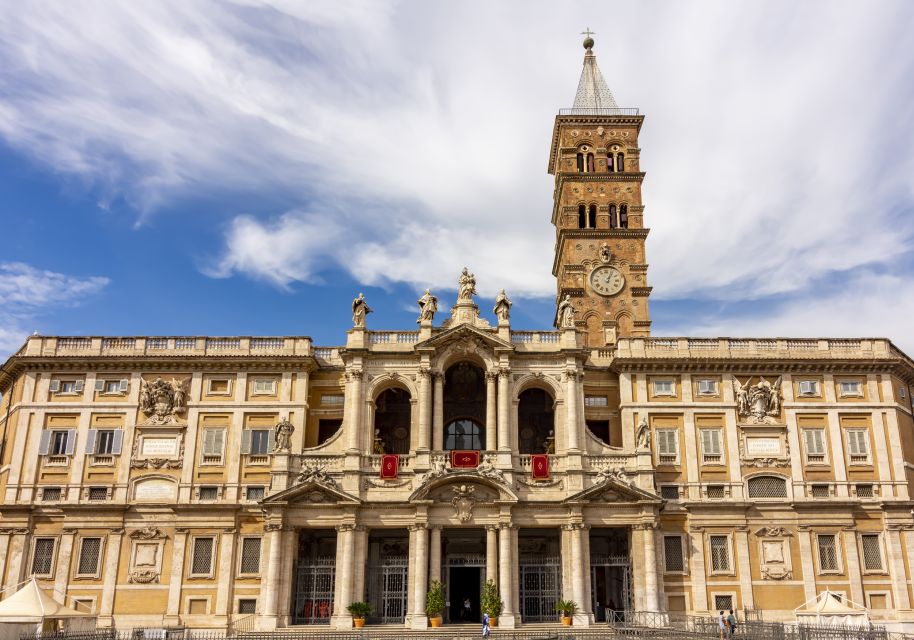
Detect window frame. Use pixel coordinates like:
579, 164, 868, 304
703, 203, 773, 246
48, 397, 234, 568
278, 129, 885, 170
185, 596, 212, 615
652, 379, 675, 397
837, 380, 863, 398
815, 533, 842, 574
797, 379, 820, 397
662, 534, 688, 575
802, 427, 828, 465
50, 430, 72, 456
197, 486, 220, 502
200, 427, 226, 465
30, 537, 58, 578
75, 536, 105, 579
699, 428, 724, 465
845, 429, 871, 465
655, 428, 680, 465
584, 395, 609, 408
251, 377, 278, 396
249, 429, 272, 456
237, 597, 258, 614
659, 484, 681, 501
696, 378, 719, 396
708, 534, 733, 575
712, 593, 736, 613
245, 486, 266, 502
206, 378, 233, 396
320, 393, 345, 406
188, 536, 217, 578
859, 533, 885, 574
237, 536, 263, 577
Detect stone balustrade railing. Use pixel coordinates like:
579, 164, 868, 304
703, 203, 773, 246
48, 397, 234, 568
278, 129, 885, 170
615, 337, 894, 360
19, 335, 313, 358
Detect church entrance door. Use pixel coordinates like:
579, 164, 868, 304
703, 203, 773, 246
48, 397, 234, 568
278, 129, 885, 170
447, 566, 482, 623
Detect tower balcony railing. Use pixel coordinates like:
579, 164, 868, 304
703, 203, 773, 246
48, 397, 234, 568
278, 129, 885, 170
558, 107, 640, 116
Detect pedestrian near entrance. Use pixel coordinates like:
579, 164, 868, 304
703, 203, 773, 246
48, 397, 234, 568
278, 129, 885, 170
463, 597, 472, 621
718, 611, 727, 640
727, 610, 737, 638
482, 612, 490, 637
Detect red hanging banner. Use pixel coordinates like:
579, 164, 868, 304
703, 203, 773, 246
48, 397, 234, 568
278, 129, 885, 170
450, 450, 480, 469
380, 454, 399, 479
531, 454, 550, 480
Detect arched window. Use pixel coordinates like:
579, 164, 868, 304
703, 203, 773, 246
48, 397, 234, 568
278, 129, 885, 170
606, 154, 614, 172
586, 153, 595, 172
609, 204, 617, 229
576, 153, 584, 172
517, 388, 555, 454
445, 419, 483, 451
619, 204, 628, 228
747, 475, 788, 499
588, 204, 597, 229
374, 388, 411, 454
578, 204, 586, 229
616, 153, 624, 172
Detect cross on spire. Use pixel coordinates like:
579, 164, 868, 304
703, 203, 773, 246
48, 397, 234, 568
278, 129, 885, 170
581, 28, 595, 38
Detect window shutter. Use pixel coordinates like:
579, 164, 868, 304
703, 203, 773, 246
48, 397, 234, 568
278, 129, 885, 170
85, 429, 98, 454
804, 429, 824, 455
215, 429, 225, 454
65, 430, 77, 455
241, 430, 252, 455
119, 379, 129, 393
74, 380, 84, 393
848, 431, 868, 456
94, 379, 105, 392
701, 429, 722, 455
49, 380, 60, 393
111, 430, 124, 455
38, 431, 51, 455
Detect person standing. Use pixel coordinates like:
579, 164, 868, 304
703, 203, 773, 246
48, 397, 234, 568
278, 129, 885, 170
463, 597, 472, 621
727, 610, 737, 638
482, 612, 491, 637
718, 611, 727, 640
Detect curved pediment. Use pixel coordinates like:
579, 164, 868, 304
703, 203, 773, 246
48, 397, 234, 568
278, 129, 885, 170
409, 471, 518, 503
262, 480, 360, 506
564, 477, 661, 505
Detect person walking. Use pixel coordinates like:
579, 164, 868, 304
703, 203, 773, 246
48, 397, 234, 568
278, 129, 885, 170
482, 612, 491, 637
727, 610, 737, 638
718, 611, 727, 640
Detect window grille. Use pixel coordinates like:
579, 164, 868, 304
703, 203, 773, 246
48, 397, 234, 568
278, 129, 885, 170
713, 595, 734, 611
240, 538, 262, 574
31, 538, 55, 576
653, 380, 674, 396
42, 486, 62, 501
817, 535, 839, 572
88, 487, 108, 501
846, 430, 869, 463
810, 484, 831, 498
700, 428, 723, 464
705, 485, 725, 499
856, 484, 874, 498
747, 475, 788, 499
321, 394, 345, 405
198, 486, 218, 501
803, 428, 826, 463
584, 395, 608, 407
664, 536, 684, 572
861, 535, 883, 571
191, 538, 215, 575
709, 536, 730, 572
77, 538, 101, 575
238, 599, 257, 614
697, 379, 718, 395
657, 429, 679, 464
660, 485, 680, 500
798, 380, 819, 396
246, 486, 265, 501
839, 381, 862, 396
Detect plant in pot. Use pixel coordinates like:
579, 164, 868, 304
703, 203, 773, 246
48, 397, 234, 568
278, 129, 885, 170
555, 599, 578, 626
346, 601, 372, 628
426, 580, 445, 627
480, 579, 503, 627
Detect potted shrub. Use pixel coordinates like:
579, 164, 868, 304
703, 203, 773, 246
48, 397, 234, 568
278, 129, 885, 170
426, 580, 445, 627
480, 579, 503, 627
346, 601, 371, 628
555, 599, 577, 626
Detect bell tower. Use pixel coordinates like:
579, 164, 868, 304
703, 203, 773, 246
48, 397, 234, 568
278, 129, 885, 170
549, 33, 651, 346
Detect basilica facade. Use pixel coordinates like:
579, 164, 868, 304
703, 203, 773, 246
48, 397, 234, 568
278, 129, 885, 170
2, 37, 914, 632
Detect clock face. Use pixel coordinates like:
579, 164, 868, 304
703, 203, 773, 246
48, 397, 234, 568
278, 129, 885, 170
589, 265, 625, 296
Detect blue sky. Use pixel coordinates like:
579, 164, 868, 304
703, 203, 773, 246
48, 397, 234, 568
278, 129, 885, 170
1, 0, 914, 357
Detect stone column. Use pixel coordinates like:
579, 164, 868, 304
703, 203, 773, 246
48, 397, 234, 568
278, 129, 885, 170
353, 526, 369, 605
346, 370, 363, 451
0, 531, 10, 598
409, 524, 429, 629
429, 526, 442, 585
53, 529, 76, 606
885, 527, 911, 609
277, 527, 297, 627
497, 369, 511, 451
417, 368, 431, 451
256, 524, 284, 630
565, 369, 580, 451
485, 373, 497, 451
98, 529, 124, 626
432, 374, 444, 451
735, 528, 754, 610
215, 529, 237, 619
640, 524, 659, 611
486, 526, 498, 585
566, 524, 586, 619
843, 529, 865, 606
796, 528, 817, 603
165, 529, 189, 625
332, 524, 356, 628
498, 524, 516, 627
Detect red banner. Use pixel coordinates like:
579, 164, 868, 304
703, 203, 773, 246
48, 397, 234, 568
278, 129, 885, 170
380, 454, 399, 479
531, 454, 550, 479
450, 450, 480, 468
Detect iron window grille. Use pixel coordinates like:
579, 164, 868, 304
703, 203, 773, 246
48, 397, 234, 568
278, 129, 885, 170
87, 487, 108, 501
817, 535, 839, 572
705, 485, 726, 500
660, 485, 680, 500
810, 484, 831, 498
77, 538, 102, 576
861, 535, 883, 571
713, 595, 734, 611
198, 486, 219, 501
190, 537, 215, 576
41, 486, 62, 501
663, 536, 685, 572
747, 475, 788, 499
245, 486, 265, 501
240, 538, 262, 575
709, 536, 731, 573
856, 484, 875, 498
31, 538, 56, 576
238, 599, 257, 614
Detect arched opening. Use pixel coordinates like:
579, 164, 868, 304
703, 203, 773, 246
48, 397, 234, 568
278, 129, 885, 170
517, 388, 554, 454
588, 204, 597, 229
609, 204, 617, 229
619, 204, 628, 228
576, 153, 584, 172
373, 388, 411, 454
586, 153, 595, 172
443, 362, 486, 450
606, 154, 614, 172
747, 475, 788, 499
616, 152, 624, 172
578, 204, 587, 229
616, 314, 633, 336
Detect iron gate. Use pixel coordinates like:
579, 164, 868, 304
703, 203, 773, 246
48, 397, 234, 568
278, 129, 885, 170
291, 557, 335, 625
590, 553, 632, 623
519, 555, 561, 623
367, 555, 408, 624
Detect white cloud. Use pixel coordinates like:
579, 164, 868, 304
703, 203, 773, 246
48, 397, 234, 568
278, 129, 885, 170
0, 263, 110, 354
1, 1, 913, 332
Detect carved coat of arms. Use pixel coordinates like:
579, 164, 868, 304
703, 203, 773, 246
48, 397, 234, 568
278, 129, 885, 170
734, 377, 782, 424
139, 377, 188, 425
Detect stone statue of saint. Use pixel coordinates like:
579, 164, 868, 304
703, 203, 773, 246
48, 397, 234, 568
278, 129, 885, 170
636, 418, 651, 450
273, 418, 295, 452
417, 289, 438, 323
170, 378, 187, 413
493, 289, 512, 323
352, 292, 372, 327
599, 242, 611, 263
557, 294, 576, 329
457, 267, 477, 302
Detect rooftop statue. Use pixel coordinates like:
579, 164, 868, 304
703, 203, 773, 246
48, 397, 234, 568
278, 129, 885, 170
494, 289, 512, 323
352, 292, 372, 328
417, 288, 438, 323
457, 267, 477, 302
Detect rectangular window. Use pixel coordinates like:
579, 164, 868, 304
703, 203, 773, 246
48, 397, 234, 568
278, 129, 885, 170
584, 395, 608, 407
856, 484, 874, 498
31, 538, 56, 577
817, 534, 839, 572
664, 535, 685, 572
709, 535, 731, 572
811, 484, 831, 498
51, 430, 70, 456
190, 537, 215, 576
88, 487, 108, 501
96, 430, 115, 455
246, 486, 265, 501
238, 599, 257, 614
656, 429, 679, 464
706, 485, 725, 499
652, 380, 675, 397
839, 381, 863, 397
77, 538, 102, 576
861, 534, 883, 571
239, 538, 262, 574
697, 379, 718, 395
252, 378, 277, 395
803, 428, 827, 464
250, 430, 271, 455
56, 380, 80, 394
201, 428, 225, 464
713, 595, 734, 612
700, 428, 723, 464
846, 430, 870, 464
96, 378, 129, 394
321, 394, 345, 406
798, 380, 819, 396
198, 486, 219, 501
660, 485, 680, 500
41, 487, 62, 501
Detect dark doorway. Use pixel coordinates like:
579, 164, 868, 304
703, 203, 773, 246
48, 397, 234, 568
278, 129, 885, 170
374, 388, 411, 453
448, 567, 481, 623
518, 388, 555, 454
443, 362, 486, 450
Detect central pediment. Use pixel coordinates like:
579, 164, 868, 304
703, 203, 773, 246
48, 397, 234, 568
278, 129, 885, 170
564, 477, 662, 505
416, 323, 513, 352
261, 480, 360, 506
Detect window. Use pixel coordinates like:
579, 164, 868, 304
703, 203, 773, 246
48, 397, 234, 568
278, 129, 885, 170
747, 475, 788, 499
616, 152, 625, 172
201, 428, 225, 464
39, 429, 76, 457
709, 535, 731, 573
660, 485, 680, 500
810, 484, 831, 498
77, 538, 102, 576
239, 538, 262, 575
901, 386, 907, 400
252, 378, 277, 395
198, 486, 219, 501
664, 536, 685, 572
846, 429, 870, 464
88, 429, 123, 456
705, 485, 726, 499
88, 487, 108, 501
609, 204, 618, 229
584, 395, 608, 407
207, 378, 231, 395
713, 595, 734, 611
586, 153, 595, 172
41, 486, 62, 501
861, 534, 883, 571
817, 534, 839, 572
242, 429, 272, 456
697, 379, 718, 395
656, 429, 679, 464
576, 153, 585, 172
803, 428, 827, 464
619, 203, 629, 228
856, 484, 874, 498
321, 394, 345, 406
238, 599, 257, 614
838, 380, 863, 397
31, 538, 56, 576
95, 378, 128, 394
606, 154, 614, 171
245, 486, 265, 501
700, 428, 723, 464
588, 204, 597, 229
798, 380, 819, 396
50, 379, 84, 395
445, 419, 483, 451
318, 419, 343, 444
652, 379, 674, 396
190, 537, 215, 576
578, 204, 586, 228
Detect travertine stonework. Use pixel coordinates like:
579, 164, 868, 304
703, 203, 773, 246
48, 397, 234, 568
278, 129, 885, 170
1, 37, 914, 633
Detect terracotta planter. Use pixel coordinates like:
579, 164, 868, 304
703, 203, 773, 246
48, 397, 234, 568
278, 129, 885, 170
561, 616, 573, 626
429, 616, 442, 628
489, 617, 498, 628
353, 618, 365, 629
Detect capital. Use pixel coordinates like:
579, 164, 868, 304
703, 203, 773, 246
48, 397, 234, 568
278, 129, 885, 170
347, 369, 363, 381
498, 367, 512, 379
336, 523, 356, 533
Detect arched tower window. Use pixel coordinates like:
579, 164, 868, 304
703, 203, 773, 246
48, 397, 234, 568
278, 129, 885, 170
576, 153, 584, 172
374, 388, 411, 454
619, 204, 628, 228
586, 153, 595, 172
616, 152, 625, 172
588, 204, 597, 229
517, 388, 555, 454
606, 154, 614, 172
609, 204, 617, 229
443, 362, 486, 450
578, 204, 586, 229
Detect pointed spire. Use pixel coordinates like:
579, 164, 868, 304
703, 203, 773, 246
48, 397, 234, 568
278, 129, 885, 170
572, 32, 620, 111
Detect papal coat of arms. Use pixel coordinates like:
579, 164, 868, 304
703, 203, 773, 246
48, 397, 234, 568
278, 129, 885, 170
139, 377, 188, 425
733, 377, 782, 424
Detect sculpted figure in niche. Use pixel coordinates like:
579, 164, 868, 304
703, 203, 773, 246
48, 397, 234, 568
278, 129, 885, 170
557, 294, 576, 329
273, 418, 295, 452
417, 289, 438, 323
352, 292, 372, 328
493, 289, 512, 323
458, 267, 477, 302
636, 418, 651, 450
599, 242, 611, 263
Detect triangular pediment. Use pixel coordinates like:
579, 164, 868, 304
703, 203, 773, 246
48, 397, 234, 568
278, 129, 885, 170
417, 323, 513, 352
262, 480, 360, 506
564, 477, 661, 505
